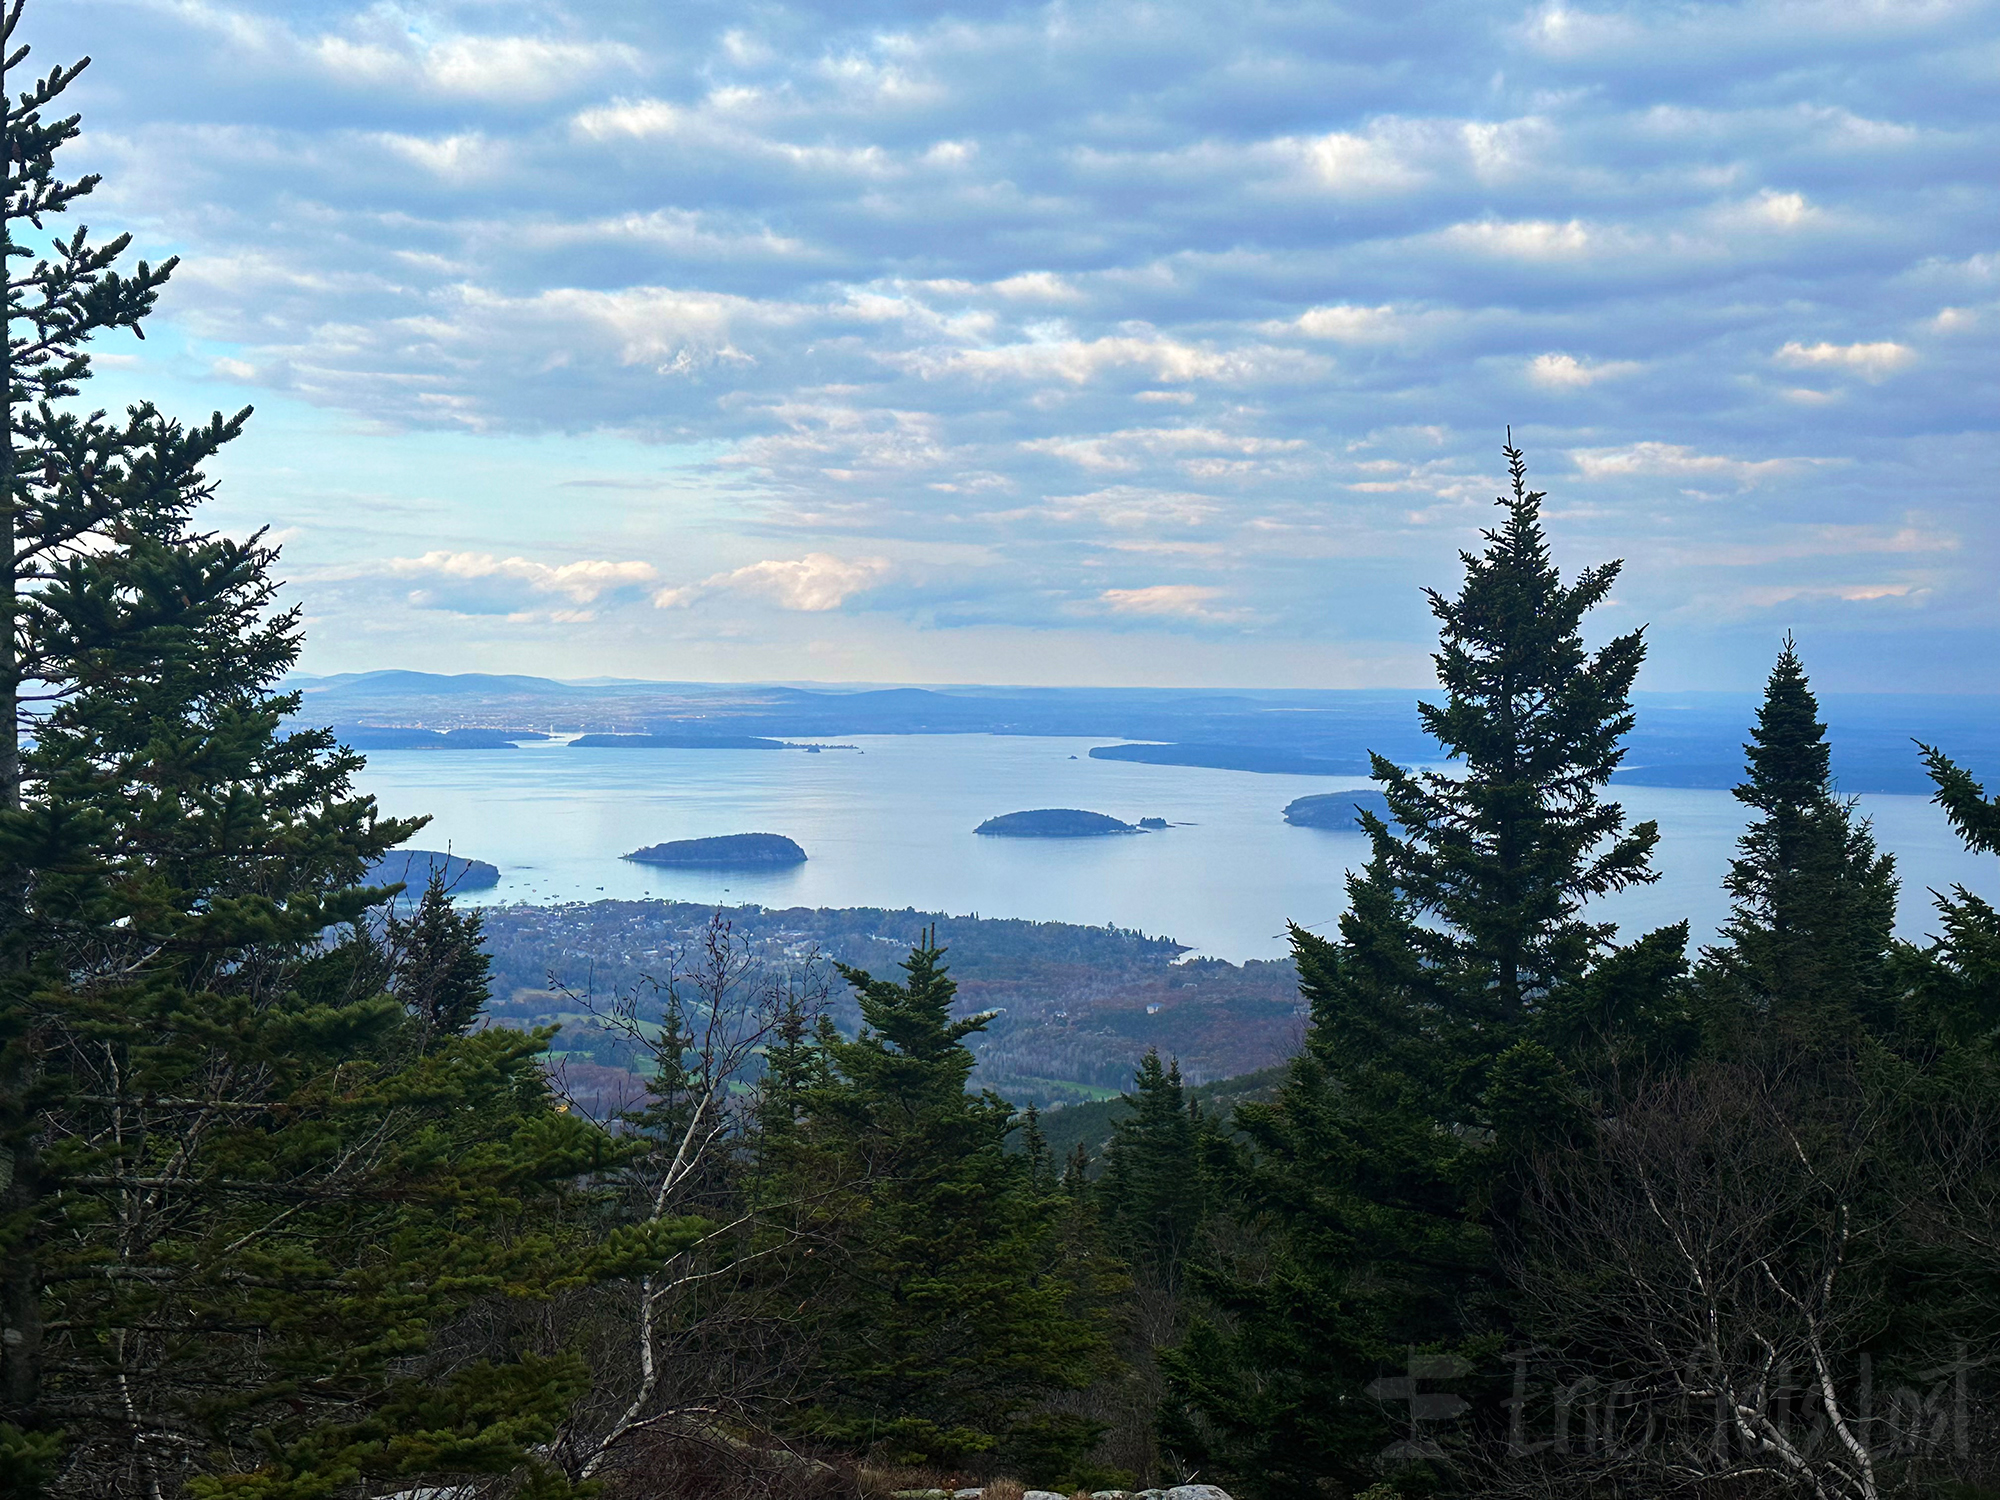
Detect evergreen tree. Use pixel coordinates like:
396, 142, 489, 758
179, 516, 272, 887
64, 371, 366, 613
1164, 443, 1682, 1498
1697, 638, 1897, 1043
786, 937, 1117, 1474
2, 514, 617, 1496
387, 864, 495, 1044
1905, 744, 2000, 1049
0, 10, 617, 1490
0, 15, 256, 1439
1099, 1050, 1208, 1283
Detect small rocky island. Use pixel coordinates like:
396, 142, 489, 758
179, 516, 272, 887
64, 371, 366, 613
1282, 788, 1395, 830
975, 809, 1146, 838
624, 833, 808, 867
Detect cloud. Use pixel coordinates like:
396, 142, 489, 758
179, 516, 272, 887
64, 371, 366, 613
654, 554, 892, 611
1291, 304, 1410, 342
316, 31, 639, 101
1567, 442, 1819, 487
1440, 218, 1596, 261
375, 551, 659, 619
1526, 353, 1643, 388
1099, 584, 1244, 621
44, 0, 2000, 684
1774, 340, 1918, 380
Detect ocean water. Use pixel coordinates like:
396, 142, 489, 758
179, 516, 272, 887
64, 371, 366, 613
354, 734, 1998, 963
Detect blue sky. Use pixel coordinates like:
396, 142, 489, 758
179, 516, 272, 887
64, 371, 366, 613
33, 0, 2000, 689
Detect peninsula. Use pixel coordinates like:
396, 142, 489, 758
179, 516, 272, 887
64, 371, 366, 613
571, 733, 856, 750
573, 734, 790, 749
337, 726, 545, 750
975, 809, 1144, 838
624, 833, 808, 867
1089, 742, 1367, 776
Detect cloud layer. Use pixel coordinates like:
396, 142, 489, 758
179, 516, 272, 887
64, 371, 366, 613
37, 0, 2000, 688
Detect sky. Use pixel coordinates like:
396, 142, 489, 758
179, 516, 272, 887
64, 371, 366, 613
28, 0, 2000, 690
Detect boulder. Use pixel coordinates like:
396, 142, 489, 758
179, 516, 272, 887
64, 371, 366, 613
1163, 1487, 1234, 1500
1024, 1492, 1070, 1500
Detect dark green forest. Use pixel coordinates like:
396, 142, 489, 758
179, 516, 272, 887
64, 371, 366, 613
1, 12, 1996, 1500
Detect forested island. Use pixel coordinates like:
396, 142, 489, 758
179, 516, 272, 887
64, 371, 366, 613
975, 807, 1144, 836
1281, 788, 1395, 829
365, 848, 501, 890
624, 832, 809, 866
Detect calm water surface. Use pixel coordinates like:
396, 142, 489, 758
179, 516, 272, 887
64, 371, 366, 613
355, 734, 1997, 963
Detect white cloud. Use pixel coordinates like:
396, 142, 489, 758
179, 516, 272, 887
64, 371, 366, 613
654, 554, 892, 611
1295, 130, 1428, 193
1735, 189, 1817, 230
908, 334, 1281, 386
1441, 217, 1595, 259
1292, 304, 1408, 342
1774, 339, 1917, 380
366, 551, 659, 619
385, 551, 656, 601
317, 32, 638, 101
1568, 442, 1815, 486
1526, 353, 1643, 388
1099, 584, 1249, 622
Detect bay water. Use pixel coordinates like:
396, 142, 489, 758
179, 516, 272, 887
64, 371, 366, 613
355, 734, 1996, 963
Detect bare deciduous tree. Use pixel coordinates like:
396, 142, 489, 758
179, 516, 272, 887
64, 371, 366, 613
1495, 1058, 1991, 1500
549, 914, 839, 1491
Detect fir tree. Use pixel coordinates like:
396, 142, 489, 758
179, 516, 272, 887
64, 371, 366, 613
387, 864, 495, 1044
787, 936, 1117, 1473
1697, 638, 1897, 1043
1905, 744, 2000, 1048
0, 10, 617, 1489
1164, 443, 1681, 1498
0, 14, 255, 1438
4, 521, 617, 1495
1099, 1050, 1208, 1283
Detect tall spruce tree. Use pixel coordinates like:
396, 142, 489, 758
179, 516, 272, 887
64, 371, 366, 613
0, 10, 619, 1492
1696, 638, 1897, 1043
0, 14, 256, 1442
1099, 1050, 1209, 1284
1163, 443, 1683, 1499
1906, 745, 2000, 1049
783, 937, 1117, 1476
388, 865, 496, 1044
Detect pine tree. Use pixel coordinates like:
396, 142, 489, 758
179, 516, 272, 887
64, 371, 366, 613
786, 937, 1117, 1474
1163, 443, 1682, 1498
1697, 638, 1897, 1043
